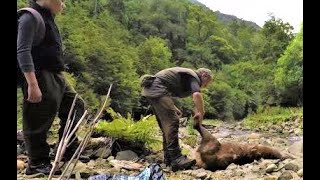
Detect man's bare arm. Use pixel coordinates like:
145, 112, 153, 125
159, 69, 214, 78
192, 92, 204, 126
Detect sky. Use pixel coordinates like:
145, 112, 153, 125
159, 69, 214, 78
197, 0, 303, 32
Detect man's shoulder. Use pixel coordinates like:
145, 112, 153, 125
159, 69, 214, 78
18, 10, 37, 23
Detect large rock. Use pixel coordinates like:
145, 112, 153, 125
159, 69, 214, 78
284, 162, 299, 172
116, 150, 138, 161
93, 147, 111, 159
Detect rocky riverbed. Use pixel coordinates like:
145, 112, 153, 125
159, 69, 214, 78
17, 120, 303, 180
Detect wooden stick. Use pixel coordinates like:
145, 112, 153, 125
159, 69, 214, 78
49, 109, 88, 179
48, 95, 78, 180
59, 84, 113, 179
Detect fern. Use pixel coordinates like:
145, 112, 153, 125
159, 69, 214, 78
95, 108, 161, 149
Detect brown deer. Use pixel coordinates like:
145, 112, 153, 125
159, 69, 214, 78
193, 124, 291, 171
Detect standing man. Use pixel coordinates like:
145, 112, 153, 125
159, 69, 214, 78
17, 0, 88, 175
141, 67, 213, 171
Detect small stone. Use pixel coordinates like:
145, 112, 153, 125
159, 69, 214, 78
278, 171, 293, 180
196, 171, 207, 179
266, 164, 277, 173
252, 166, 260, 172
276, 138, 286, 144
88, 160, 95, 168
264, 175, 278, 180
248, 133, 261, 139
107, 156, 115, 161
297, 169, 303, 177
226, 163, 238, 170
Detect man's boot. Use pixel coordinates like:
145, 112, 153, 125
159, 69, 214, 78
170, 155, 196, 172
163, 143, 171, 166
49, 143, 90, 163
163, 151, 171, 166
25, 159, 62, 175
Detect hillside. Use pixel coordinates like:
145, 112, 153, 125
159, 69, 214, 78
215, 11, 261, 30
188, 0, 261, 29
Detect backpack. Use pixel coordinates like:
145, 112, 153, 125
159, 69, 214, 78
88, 163, 166, 180
17, 7, 46, 87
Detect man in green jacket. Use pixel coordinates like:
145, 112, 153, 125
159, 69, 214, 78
141, 67, 213, 171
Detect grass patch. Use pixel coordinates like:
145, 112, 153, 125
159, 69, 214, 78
17, 89, 23, 130
202, 119, 223, 127
183, 136, 198, 147
181, 147, 190, 155
243, 106, 303, 129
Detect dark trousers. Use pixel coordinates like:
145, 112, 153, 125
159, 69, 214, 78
147, 96, 182, 161
21, 70, 85, 164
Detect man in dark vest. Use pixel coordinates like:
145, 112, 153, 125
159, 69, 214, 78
17, 0, 89, 175
141, 67, 213, 172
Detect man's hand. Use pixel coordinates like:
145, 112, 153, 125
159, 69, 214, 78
193, 112, 203, 128
24, 72, 42, 103
192, 92, 204, 128
27, 84, 42, 103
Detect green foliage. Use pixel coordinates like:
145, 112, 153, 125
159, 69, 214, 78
56, 2, 141, 113
223, 61, 276, 106
202, 119, 223, 127
206, 36, 237, 64
243, 106, 303, 128
95, 108, 161, 149
186, 117, 196, 136
17, 0, 27, 9
202, 71, 251, 120
17, 89, 23, 130
258, 16, 294, 62
137, 37, 173, 75
17, 0, 302, 124
275, 24, 303, 106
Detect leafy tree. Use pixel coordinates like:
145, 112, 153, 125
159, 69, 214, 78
258, 16, 294, 62
136, 37, 173, 75
275, 24, 303, 106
